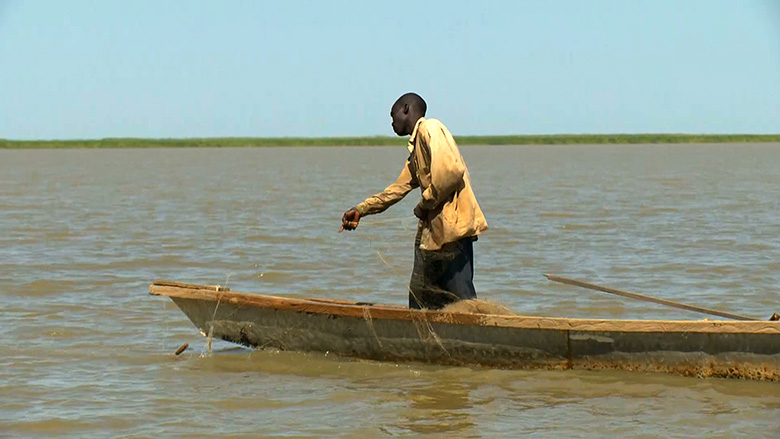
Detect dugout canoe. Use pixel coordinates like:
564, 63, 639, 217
149, 280, 780, 381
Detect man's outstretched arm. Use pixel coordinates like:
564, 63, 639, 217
340, 161, 418, 231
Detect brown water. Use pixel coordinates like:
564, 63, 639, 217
1, 145, 779, 438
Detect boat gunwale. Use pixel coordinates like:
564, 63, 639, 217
148, 281, 780, 335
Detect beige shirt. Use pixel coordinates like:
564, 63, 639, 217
356, 117, 488, 250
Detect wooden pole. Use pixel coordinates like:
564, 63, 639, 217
544, 274, 757, 321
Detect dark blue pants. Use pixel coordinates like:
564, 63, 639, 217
408, 228, 477, 309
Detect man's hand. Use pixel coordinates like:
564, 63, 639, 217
413, 204, 427, 220
340, 208, 361, 232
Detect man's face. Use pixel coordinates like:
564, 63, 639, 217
390, 104, 408, 136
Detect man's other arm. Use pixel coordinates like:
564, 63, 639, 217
416, 123, 466, 211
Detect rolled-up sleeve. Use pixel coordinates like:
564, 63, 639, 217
417, 122, 466, 210
356, 160, 418, 216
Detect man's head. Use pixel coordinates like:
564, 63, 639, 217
390, 92, 427, 136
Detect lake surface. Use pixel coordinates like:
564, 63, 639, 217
1, 144, 778, 438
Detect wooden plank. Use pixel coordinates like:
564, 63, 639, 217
307, 297, 406, 309
168, 296, 573, 370
151, 280, 230, 291
148, 283, 780, 335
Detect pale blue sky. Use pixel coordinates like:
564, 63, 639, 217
1, 0, 778, 139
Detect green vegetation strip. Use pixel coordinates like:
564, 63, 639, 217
2, 134, 780, 149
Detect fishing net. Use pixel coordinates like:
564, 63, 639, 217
441, 299, 516, 316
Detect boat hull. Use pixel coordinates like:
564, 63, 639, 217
151, 281, 780, 381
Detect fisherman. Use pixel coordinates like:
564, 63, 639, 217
340, 93, 488, 309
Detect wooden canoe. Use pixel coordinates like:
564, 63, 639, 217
149, 280, 780, 381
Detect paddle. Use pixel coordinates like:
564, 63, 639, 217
544, 274, 772, 321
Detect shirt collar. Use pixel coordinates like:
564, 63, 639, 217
407, 117, 425, 153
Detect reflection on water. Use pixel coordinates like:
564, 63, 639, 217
1, 145, 779, 437
395, 376, 476, 435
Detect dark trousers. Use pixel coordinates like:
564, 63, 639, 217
408, 228, 477, 309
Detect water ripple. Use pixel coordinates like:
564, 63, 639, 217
1, 145, 779, 438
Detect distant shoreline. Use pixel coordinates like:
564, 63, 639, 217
2, 134, 780, 149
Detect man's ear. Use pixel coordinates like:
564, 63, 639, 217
403, 103, 409, 114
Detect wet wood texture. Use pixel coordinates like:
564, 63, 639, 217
149, 281, 780, 381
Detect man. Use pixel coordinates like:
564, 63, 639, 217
340, 92, 487, 309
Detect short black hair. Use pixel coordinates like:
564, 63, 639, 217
393, 92, 427, 116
